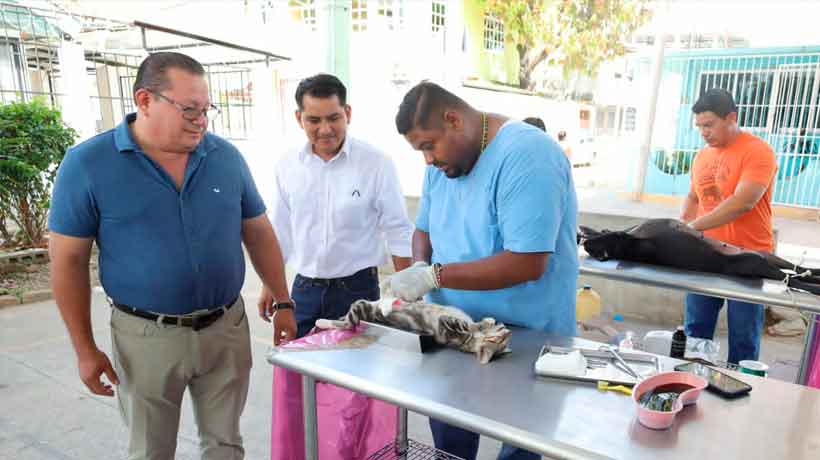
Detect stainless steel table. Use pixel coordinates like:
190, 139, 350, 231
267, 329, 820, 460
579, 255, 820, 384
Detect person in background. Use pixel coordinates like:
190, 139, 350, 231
680, 87, 777, 364
260, 73, 413, 339
557, 130, 573, 161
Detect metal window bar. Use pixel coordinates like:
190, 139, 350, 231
0, 3, 63, 108
773, 58, 796, 202
205, 67, 253, 140
483, 15, 503, 52
289, 0, 317, 31
431, 1, 446, 33
806, 59, 820, 202
239, 69, 247, 138
662, 50, 820, 208
85, 50, 141, 133
1, 3, 285, 143
786, 64, 809, 204
376, 0, 401, 31
352, 0, 367, 32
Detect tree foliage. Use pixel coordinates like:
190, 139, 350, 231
0, 100, 77, 248
486, 0, 651, 90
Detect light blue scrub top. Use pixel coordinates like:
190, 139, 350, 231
416, 121, 578, 335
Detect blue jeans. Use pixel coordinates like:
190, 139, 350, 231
429, 419, 540, 460
292, 267, 380, 338
684, 293, 764, 364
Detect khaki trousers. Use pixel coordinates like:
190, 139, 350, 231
110, 297, 251, 460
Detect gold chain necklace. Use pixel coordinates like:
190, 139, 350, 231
480, 112, 488, 153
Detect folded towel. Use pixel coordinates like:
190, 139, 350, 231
535, 350, 588, 377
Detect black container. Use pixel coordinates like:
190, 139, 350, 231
670, 326, 687, 359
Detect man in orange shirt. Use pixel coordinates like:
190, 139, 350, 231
680, 88, 777, 364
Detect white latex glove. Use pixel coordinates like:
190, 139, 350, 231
381, 261, 438, 302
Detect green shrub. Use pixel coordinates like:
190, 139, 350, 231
0, 99, 77, 248
653, 149, 694, 175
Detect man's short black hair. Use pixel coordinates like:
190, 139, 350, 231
395, 81, 470, 135
523, 117, 545, 131
133, 52, 205, 98
295, 74, 347, 110
693, 88, 738, 118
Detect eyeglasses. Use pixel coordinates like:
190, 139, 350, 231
147, 89, 221, 121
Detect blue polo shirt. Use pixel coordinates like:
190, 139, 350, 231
48, 113, 266, 314
417, 121, 578, 335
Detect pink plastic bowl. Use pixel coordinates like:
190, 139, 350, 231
633, 371, 708, 430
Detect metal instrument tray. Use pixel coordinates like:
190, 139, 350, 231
535, 344, 662, 386
361, 321, 440, 353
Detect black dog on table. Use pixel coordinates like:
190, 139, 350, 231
579, 218, 820, 295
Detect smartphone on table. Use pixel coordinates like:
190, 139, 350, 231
674, 361, 752, 399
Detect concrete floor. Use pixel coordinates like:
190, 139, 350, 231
1, 165, 814, 459
0, 255, 807, 460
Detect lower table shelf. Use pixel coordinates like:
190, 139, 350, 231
366, 439, 465, 460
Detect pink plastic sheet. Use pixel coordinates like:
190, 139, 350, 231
271, 327, 398, 460
807, 317, 820, 389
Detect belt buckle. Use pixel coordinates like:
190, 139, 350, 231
191, 311, 213, 331
191, 309, 223, 331
191, 315, 204, 331
192, 313, 212, 331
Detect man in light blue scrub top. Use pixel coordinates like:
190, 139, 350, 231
384, 82, 579, 460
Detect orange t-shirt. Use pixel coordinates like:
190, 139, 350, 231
690, 131, 777, 252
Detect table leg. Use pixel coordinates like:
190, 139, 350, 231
395, 406, 408, 455
302, 375, 318, 460
797, 313, 818, 385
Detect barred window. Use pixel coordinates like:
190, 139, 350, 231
624, 107, 637, 131
289, 0, 316, 31
698, 71, 773, 129
377, 0, 399, 30
432, 1, 446, 33
352, 0, 367, 32
483, 14, 504, 52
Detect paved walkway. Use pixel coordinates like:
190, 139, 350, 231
1, 169, 816, 459
1, 263, 807, 460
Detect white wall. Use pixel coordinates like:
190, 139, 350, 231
57, 41, 95, 140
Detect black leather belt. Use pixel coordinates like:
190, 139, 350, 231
297, 266, 377, 287
112, 297, 238, 331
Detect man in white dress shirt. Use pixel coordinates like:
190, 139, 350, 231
259, 73, 413, 338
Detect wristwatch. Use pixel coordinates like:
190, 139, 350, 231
273, 300, 295, 311
432, 263, 444, 289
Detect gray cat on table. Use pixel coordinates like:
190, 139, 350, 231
317, 298, 512, 364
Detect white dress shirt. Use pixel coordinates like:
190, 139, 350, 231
269, 136, 413, 279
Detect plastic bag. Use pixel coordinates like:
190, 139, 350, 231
807, 317, 820, 389
271, 327, 398, 460
685, 337, 720, 364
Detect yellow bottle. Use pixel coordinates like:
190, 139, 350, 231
576, 285, 602, 321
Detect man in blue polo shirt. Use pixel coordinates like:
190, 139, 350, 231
48, 52, 295, 460
387, 82, 578, 460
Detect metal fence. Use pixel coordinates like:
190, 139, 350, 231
654, 50, 820, 209
0, 2, 64, 108
205, 67, 253, 140
0, 2, 272, 141
85, 51, 140, 133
